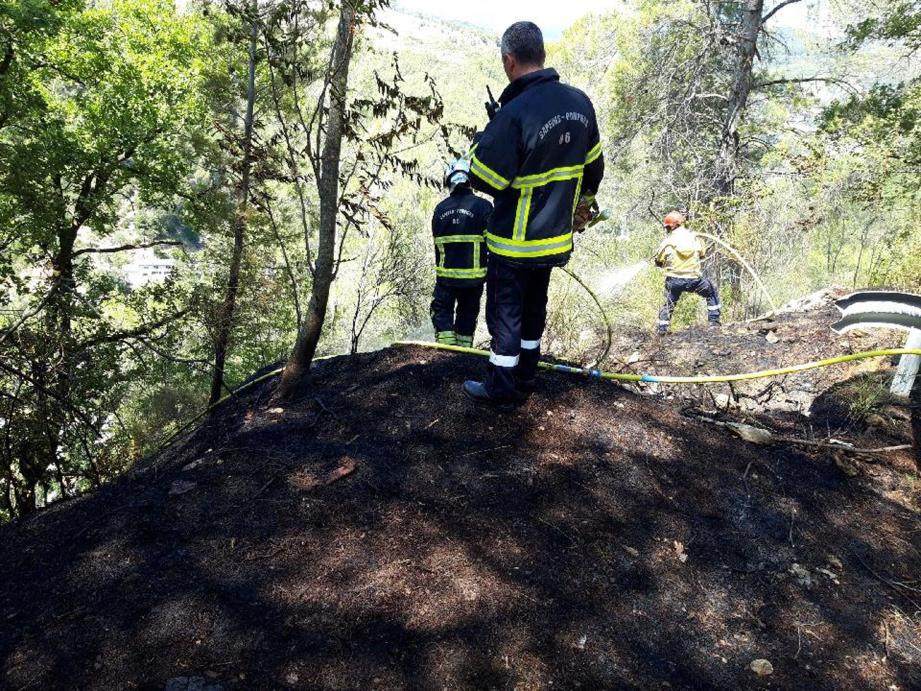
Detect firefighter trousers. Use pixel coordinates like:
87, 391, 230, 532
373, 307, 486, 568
484, 260, 553, 400
657, 276, 721, 332
430, 281, 484, 346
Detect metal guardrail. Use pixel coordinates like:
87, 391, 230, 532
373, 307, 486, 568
832, 291, 921, 398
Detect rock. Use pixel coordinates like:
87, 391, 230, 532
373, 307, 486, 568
714, 393, 734, 409
778, 288, 835, 313
783, 390, 815, 412
169, 480, 197, 496
673, 541, 688, 563
727, 423, 774, 445
750, 659, 774, 677
182, 459, 203, 472
624, 545, 640, 557
765, 331, 780, 344
790, 563, 812, 587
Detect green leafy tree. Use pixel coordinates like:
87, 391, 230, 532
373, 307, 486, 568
0, 0, 209, 516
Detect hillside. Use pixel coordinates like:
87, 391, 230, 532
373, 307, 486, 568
1, 305, 918, 689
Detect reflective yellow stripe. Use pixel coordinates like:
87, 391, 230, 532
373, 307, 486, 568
436, 267, 487, 279
470, 154, 510, 191
486, 231, 573, 248
513, 188, 534, 241
486, 231, 573, 259
435, 233, 486, 277
511, 164, 584, 189
434, 235, 485, 244
585, 141, 602, 164
572, 174, 584, 223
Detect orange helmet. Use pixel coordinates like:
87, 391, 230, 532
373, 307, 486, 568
663, 211, 685, 230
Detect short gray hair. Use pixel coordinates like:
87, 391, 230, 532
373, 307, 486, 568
500, 22, 545, 66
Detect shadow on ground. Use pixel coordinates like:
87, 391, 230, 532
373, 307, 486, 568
1, 346, 919, 690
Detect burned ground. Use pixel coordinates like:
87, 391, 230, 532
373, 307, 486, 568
1, 331, 919, 689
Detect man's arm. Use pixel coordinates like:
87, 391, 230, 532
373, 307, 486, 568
582, 102, 605, 197
467, 114, 519, 197
696, 233, 707, 260
655, 239, 672, 268
477, 198, 494, 233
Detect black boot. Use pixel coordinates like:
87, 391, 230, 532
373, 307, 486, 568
463, 380, 516, 409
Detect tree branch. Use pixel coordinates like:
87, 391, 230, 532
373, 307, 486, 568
762, 0, 804, 25
72, 240, 182, 258
75, 308, 190, 351
0, 359, 101, 436
0, 293, 54, 349
753, 76, 856, 93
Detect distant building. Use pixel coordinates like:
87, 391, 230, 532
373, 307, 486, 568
123, 249, 176, 289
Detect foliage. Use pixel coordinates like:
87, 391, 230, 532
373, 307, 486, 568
0, 0, 209, 516
846, 0, 921, 52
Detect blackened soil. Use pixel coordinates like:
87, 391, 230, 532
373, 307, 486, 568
1, 346, 919, 690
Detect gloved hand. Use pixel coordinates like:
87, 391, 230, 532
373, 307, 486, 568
573, 196, 598, 233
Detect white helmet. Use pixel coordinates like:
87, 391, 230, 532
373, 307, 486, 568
444, 158, 471, 191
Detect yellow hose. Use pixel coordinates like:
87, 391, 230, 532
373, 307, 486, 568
393, 340, 921, 385
154, 343, 920, 455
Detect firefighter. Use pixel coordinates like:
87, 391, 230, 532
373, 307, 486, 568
654, 211, 721, 334
462, 21, 605, 405
430, 159, 493, 348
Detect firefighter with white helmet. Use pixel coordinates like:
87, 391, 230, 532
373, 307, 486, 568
429, 158, 493, 347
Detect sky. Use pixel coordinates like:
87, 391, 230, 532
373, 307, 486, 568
393, 0, 818, 39
392, 0, 626, 40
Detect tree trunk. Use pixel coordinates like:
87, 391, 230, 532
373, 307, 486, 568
714, 0, 764, 196
26, 222, 79, 514
278, 1, 356, 399
209, 4, 257, 406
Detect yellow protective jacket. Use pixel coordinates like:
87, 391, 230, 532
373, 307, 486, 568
655, 226, 706, 279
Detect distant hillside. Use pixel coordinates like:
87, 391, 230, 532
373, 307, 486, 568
367, 9, 505, 129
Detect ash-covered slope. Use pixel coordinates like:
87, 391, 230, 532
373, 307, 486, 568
0, 341, 918, 690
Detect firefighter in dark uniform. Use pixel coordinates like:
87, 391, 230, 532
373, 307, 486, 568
462, 21, 605, 404
430, 159, 493, 348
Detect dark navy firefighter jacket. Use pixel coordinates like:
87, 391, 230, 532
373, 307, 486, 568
469, 68, 604, 267
431, 186, 493, 287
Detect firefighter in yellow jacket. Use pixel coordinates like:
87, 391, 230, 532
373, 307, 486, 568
654, 211, 721, 334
